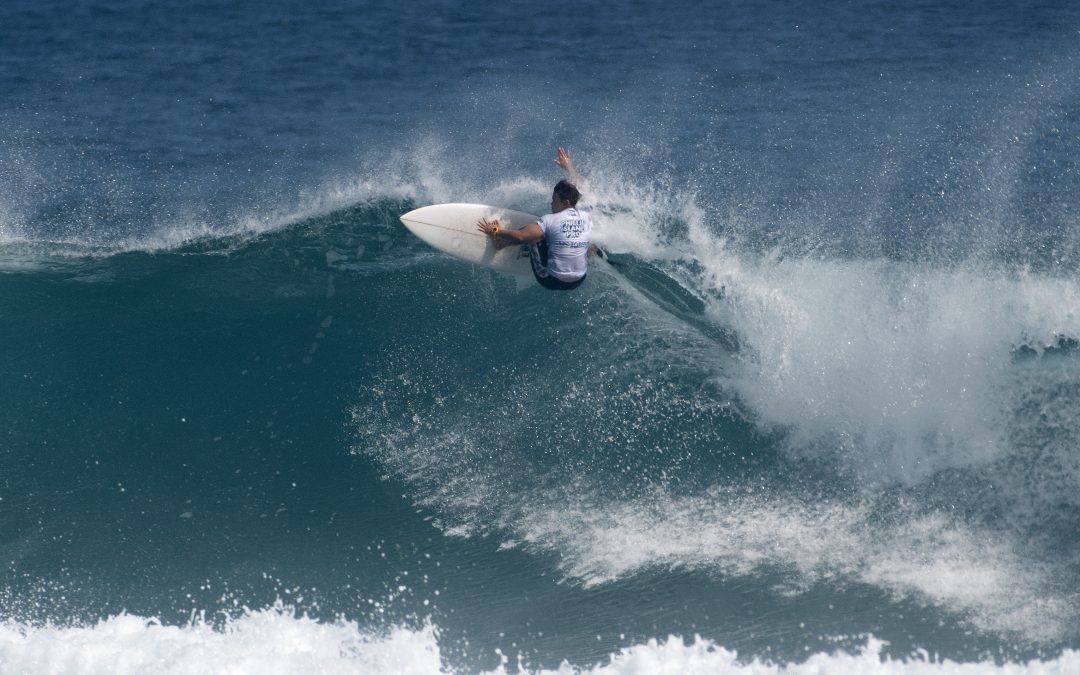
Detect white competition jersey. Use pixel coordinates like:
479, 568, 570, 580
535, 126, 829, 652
536, 202, 592, 280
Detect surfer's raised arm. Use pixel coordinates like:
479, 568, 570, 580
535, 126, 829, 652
554, 147, 584, 186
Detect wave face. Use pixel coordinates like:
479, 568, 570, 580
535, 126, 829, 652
4, 0, 1080, 672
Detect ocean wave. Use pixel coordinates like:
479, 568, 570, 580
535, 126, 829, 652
352, 179, 1080, 647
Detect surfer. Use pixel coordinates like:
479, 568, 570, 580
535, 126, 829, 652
477, 148, 595, 290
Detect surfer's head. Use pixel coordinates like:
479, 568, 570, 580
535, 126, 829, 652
552, 179, 581, 211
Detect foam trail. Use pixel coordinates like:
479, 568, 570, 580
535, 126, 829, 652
512, 487, 1073, 641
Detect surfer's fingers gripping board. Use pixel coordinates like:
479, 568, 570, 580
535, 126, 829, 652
475, 216, 518, 249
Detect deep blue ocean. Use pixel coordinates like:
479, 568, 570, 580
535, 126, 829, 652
3, 1, 1080, 672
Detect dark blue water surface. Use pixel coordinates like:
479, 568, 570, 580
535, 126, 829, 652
3, 1, 1080, 672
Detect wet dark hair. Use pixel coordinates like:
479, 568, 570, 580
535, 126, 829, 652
553, 179, 581, 206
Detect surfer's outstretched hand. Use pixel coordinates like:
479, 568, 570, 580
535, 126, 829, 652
555, 147, 583, 185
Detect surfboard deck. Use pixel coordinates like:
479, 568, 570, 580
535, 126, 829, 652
400, 203, 537, 276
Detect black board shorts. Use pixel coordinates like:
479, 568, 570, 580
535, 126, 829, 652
529, 241, 585, 291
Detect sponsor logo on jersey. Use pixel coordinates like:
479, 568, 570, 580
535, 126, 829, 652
561, 218, 585, 238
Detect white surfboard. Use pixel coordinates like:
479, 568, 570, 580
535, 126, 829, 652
399, 203, 537, 276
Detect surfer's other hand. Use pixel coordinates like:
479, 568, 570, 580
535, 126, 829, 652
478, 217, 508, 248
555, 147, 573, 172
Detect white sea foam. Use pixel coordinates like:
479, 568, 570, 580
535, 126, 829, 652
670, 210, 1080, 488
0, 609, 1075, 675
0, 609, 440, 675
512, 488, 1072, 642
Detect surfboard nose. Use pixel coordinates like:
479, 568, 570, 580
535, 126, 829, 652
398, 203, 539, 276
